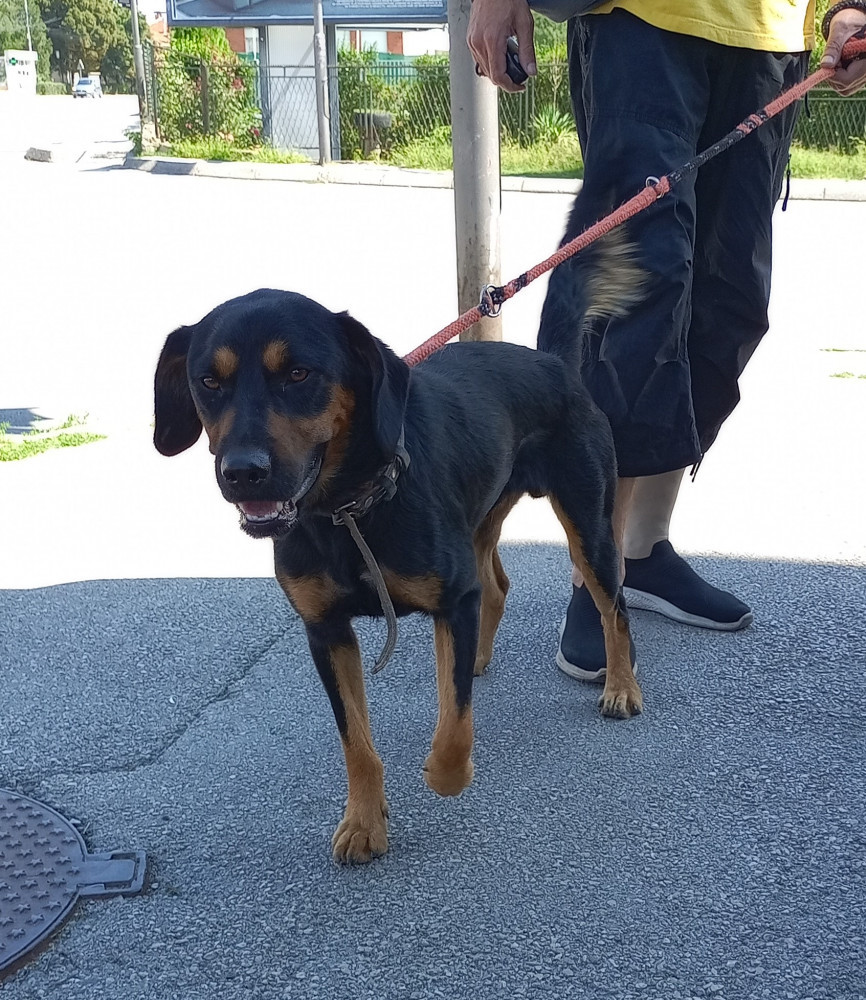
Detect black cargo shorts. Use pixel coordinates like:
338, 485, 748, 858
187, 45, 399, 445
537, 9, 809, 478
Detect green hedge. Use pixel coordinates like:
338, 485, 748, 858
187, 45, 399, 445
36, 81, 69, 95
154, 52, 261, 146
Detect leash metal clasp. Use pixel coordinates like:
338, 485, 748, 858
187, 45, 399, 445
479, 284, 504, 318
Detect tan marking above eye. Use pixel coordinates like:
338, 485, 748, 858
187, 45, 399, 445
212, 346, 239, 380
263, 340, 288, 373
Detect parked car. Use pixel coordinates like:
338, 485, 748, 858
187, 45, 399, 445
72, 78, 102, 99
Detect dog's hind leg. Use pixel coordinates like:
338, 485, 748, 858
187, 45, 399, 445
549, 486, 643, 720
424, 588, 480, 797
473, 493, 520, 675
306, 623, 389, 863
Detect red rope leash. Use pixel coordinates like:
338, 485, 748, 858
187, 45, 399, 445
402, 35, 866, 369
401, 178, 670, 366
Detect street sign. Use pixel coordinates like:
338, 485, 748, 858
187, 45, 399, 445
3, 50, 38, 96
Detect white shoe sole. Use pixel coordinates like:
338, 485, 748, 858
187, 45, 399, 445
555, 618, 638, 684
623, 586, 754, 631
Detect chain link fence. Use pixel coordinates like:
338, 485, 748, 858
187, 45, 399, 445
148, 51, 866, 160
143, 43, 159, 127
798, 86, 866, 150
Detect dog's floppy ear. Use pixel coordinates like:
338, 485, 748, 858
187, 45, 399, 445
154, 325, 202, 457
339, 313, 410, 458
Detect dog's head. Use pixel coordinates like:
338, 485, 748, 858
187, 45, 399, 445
154, 289, 410, 538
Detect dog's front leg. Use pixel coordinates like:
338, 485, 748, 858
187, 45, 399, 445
306, 624, 389, 863
424, 588, 480, 797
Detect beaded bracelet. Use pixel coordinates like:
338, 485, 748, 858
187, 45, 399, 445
822, 0, 866, 40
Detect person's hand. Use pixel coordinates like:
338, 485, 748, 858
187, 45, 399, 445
467, 0, 537, 93
822, 10, 866, 95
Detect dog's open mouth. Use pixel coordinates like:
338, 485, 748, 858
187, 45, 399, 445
235, 499, 299, 538
237, 498, 296, 523
233, 453, 322, 538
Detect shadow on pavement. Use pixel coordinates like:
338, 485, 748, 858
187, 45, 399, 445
2, 544, 865, 999
0, 408, 51, 436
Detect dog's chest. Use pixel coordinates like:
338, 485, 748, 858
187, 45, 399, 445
277, 564, 443, 621
275, 528, 446, 622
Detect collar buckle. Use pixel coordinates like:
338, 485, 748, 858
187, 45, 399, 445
331, 429, 409, 525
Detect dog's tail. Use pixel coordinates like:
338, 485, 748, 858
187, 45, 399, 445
537, 224, 647, 364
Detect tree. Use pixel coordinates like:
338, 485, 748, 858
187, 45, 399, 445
62, 0, 124, 73
37, 0, 118, 76
0, 0, 52, 79
36, 0, 144, 88
100, 3, 146, 91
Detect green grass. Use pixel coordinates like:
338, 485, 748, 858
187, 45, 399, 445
391, 133, 866, 180
167, 138, 310, 164
501, 135, 584, 178
821, 348, 866, 380
388, 130, 584, 177
388, 127, 454, 171
156, 125, 866, 180
0, 415, 105, 462
789, 141, 866, 179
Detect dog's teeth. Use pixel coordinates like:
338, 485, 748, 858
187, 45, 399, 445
237, 501, 284, 521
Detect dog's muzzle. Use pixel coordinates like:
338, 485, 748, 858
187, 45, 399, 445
234, 451, 323, 538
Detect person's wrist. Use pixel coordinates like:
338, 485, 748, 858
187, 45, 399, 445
822, 0, 866, 40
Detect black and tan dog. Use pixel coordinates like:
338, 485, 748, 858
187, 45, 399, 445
154, 253, 643, 863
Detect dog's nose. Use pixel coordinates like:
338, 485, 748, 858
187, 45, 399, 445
220, 448, 271, 488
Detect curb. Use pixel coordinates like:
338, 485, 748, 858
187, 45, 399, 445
121, 154, 866, 201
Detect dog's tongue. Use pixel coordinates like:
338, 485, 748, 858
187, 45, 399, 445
238, 500, 282, 519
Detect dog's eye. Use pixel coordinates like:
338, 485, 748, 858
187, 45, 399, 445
201, 376, 221, 391
287, 368, 309, 384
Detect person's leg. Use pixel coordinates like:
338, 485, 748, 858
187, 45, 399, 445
619, 469, 753, 630
688, 48, 808, 454
546, 13, 705, 477
549, 13, 711, 678
607, 48, 809, 639
621, 469, 685, 559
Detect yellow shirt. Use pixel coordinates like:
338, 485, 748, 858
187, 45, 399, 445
589, 1, 816, 52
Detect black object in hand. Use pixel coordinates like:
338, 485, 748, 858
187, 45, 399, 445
505, 37, 528, 85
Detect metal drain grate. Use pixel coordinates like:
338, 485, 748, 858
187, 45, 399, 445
0, 789, 146, 978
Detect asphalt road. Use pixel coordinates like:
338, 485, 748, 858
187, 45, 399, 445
1, 98, 865, 999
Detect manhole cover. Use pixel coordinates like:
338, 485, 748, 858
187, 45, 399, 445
0, 789, 146, 979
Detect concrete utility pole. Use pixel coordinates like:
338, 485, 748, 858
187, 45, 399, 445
22, 0, 33, 50
129, 0, 157, 150
447, 0, 502, 342
312, 0, 332, 164
129, 0, 147, 123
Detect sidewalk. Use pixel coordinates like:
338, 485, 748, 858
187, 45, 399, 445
124, 152, 866, 200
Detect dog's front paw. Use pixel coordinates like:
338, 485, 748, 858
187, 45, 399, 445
598, 678, 643, 719
423, 751, 474, 797
331, 800, 389, 863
